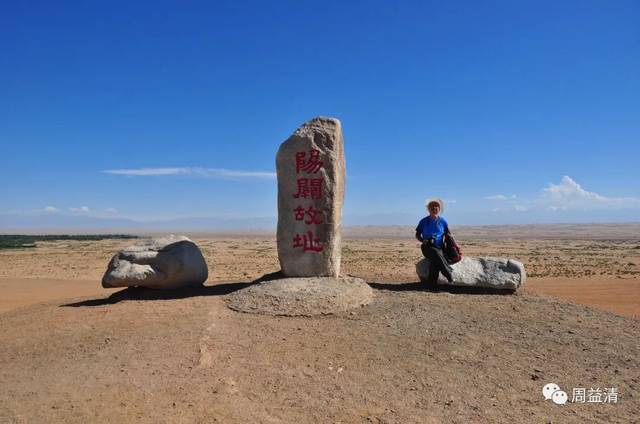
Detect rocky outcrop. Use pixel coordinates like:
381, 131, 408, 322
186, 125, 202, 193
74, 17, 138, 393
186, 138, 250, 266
225, 276, 373, 316
102, 235, 208, 289
417, 257, 526, 291
276, 117, 345, 277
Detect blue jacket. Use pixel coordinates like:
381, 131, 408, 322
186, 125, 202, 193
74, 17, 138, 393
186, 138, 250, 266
416, 216, 449, 248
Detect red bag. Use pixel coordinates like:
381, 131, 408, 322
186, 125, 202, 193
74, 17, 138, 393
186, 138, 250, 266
443, 233, 463, 265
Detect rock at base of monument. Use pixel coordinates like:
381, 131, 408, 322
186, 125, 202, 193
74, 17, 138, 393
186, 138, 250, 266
416, 257, 526, 292
225, 276, 373, 316
102, 235, 208, 290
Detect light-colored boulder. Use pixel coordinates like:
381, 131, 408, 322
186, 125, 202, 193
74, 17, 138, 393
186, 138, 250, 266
102, 235, 208, 289
416, 257, 526, 291
276, 117, 345, 277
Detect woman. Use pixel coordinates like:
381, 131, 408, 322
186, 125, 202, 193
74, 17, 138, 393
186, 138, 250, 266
415, 198, 454, 286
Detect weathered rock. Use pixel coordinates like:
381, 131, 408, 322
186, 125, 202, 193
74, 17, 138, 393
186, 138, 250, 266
102, 235, 208, 289
416, 257, 526, 291
276, 117, 345, 277
226, 277, 373, 316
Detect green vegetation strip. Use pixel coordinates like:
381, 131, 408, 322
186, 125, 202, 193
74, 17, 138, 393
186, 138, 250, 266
0, 235, 138, 250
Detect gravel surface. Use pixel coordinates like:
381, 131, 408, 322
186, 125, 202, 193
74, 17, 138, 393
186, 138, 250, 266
0, 282, 638, 423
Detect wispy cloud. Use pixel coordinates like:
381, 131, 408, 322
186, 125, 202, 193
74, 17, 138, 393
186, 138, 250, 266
69, 206, 90, 213
492, 205, 529, 213
104, 167, 187, 176
485, 194, 508, 200
39, 206, 119, 216
484, 194, 516, 200
103, 167, 276, 179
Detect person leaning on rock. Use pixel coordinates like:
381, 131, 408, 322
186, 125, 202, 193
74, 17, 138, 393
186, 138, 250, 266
415, 198, 454, 287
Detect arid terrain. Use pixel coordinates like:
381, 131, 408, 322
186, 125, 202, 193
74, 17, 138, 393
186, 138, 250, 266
0, 224, 639, 423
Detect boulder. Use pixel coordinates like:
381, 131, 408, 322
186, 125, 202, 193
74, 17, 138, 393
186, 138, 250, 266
276, 117, 345, 277
416, 257, 526, 291
102, 235, 208, 289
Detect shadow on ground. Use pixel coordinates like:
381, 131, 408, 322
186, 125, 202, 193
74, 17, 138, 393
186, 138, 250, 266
62, 272, 515, 308
61, 271, 283, 308
368, 281, 516, 295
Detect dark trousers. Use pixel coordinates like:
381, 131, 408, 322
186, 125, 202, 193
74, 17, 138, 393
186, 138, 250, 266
421, 244, 454, 285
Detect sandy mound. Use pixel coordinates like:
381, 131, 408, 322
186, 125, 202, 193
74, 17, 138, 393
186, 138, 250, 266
226, 276, 373, 316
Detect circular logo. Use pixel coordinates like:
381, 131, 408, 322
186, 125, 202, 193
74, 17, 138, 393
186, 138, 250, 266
552, 390, 568, 405
542, 383, 560, 400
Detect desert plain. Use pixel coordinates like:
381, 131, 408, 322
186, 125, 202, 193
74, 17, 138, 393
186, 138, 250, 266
0, 224, 639, 423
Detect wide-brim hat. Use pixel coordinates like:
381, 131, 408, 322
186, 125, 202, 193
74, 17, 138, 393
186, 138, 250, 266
425, 198, 444, 213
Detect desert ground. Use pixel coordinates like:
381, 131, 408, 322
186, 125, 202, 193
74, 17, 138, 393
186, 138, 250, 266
0, 225, 639, 423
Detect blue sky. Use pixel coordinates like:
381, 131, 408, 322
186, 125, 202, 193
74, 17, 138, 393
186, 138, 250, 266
1, 0, 639, 229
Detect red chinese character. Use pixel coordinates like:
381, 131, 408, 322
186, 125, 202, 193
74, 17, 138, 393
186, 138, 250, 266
292, 231, 323, 252
293, 205, 305, 221
293, 179, 309, 198
309, 179, 322, 199
293, 178, 323, 199
295, 149, 323, 174
304, 206, 324, 225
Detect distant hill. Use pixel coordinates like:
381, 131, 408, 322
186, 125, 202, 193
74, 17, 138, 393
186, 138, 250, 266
1, 212, 639, 240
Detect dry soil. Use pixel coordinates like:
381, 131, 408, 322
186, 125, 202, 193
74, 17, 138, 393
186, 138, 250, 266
0, 227, 639, 423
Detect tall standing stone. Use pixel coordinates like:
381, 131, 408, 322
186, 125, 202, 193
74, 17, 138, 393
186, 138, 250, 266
276, 117, 345, 277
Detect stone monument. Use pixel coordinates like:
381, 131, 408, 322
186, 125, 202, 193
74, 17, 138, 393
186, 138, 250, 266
275, 116, 345, 277
227, 116, 373, 316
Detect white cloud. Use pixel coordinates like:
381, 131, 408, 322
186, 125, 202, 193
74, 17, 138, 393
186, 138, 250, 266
543, 176, 606, 202
103, 167, 276, 179
104, 207, 118, 214
44, 206, 59, 213
192, 168, 276, 179
103, 167, 187, 176
69, 206, 90, 213
491, 205, 528, 213
484, 194, 517, 201
541, 176, 640, 210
